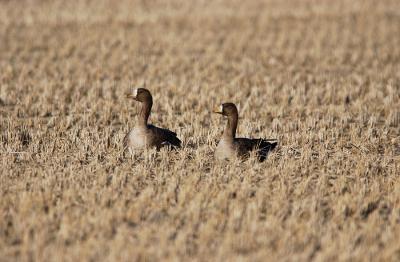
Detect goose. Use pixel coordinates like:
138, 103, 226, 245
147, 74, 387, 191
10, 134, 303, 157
213, 102, 277, 161
123, 88, 181, 153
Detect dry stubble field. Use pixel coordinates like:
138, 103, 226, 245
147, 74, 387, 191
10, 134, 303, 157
1, 0, 400, 261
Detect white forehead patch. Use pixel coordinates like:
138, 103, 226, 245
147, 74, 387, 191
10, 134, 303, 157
219, 105, 223, 112
133, 88, 138, 97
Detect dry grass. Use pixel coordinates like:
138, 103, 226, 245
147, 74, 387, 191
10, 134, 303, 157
1, 0, 399, 261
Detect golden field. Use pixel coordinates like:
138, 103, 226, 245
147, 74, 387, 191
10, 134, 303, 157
0, 0, 399, 261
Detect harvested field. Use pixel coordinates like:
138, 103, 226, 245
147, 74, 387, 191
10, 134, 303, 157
0, 0, 399, 261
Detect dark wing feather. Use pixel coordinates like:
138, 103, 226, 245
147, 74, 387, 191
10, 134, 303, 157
258, 140, 277, 161
148, 124, 181, 149
235, 138, 277, 162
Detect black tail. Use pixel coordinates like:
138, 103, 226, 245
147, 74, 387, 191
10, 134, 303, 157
258, 140, 278, 162
160, 135, 182, 150
268, 141, 278, 151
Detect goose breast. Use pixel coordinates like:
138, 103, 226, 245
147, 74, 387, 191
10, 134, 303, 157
126, 127, 149, 149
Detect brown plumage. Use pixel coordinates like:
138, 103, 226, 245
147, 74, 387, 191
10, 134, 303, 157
213, 103, 277, 161
124, 88, 181, 153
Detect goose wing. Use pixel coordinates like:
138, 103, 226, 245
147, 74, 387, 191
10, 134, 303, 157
235, 138, 277, 161
148, 124, 181, 149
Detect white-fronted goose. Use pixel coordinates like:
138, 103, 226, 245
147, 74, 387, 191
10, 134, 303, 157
213, 103, 277, 161
124, 88, 181, 152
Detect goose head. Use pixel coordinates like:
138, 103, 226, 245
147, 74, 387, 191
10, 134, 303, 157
213, 102, 238, 117
127, 88, 152, 103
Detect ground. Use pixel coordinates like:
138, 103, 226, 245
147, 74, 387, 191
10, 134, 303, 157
0, 0, 399, 261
